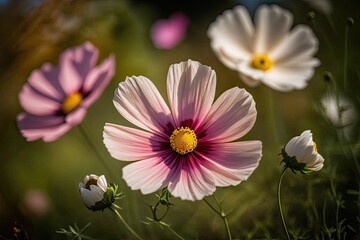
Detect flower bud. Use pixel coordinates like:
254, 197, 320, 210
281, 130, 324, 174
79, 174, 122, 211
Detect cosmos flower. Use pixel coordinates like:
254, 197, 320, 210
103, 59, 262, 201
207, 5, 320, 92
17, 41, 115, 142
150, 12, 189, 49
320, 93, 358, 140
282, 130, 324, 173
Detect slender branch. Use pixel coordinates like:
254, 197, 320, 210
110, 206, 143, 240
277, 167, 290, 240
203, 196, 232, 240
77, 124, 116, 180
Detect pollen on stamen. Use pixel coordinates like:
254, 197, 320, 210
251, 54, 273, 71
62, 92, 83, 114
170, 127, 197, 155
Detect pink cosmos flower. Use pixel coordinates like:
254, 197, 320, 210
103, 60, 262, 201
150, 12, 189, 49
17, 42, 115, 142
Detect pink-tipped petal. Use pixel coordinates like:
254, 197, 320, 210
201, 87, 257, 142
19, 84, 61, 116
103, 123, 167, 161
122, 156, 172, 194
82, 54, 115, 107
254, 5, 293, 53
27, 64, 65, 101
167, 154, 216, 201
113, 76, 173, 136
167, 60, 216, 129
17, 113, 71, 142
71, 41, 99, 80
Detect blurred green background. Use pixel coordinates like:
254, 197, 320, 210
1, 0, 360, 239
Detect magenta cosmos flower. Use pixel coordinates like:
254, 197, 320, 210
103, 60, 262, 201
17, 42, 115, 142
150, 12, 189, 49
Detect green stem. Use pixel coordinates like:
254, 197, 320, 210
277, 167, 290, 240
167, 225, 186, 240
77, 124, 116, 180
110, 206, 143, 240
344, 25, 349, 91
204, 196, 232, 240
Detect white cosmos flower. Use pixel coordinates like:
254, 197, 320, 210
284, 130, 324, 173
79, 174, 108, 209
207, 5, 320, 92
321, 93, 358, 140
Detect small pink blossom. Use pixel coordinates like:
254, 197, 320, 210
103, 60, 262, 201
150, 12, 189, 49
23, 189, 50, 216
17, 42, 115, 142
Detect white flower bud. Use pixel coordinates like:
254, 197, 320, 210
283, 130, 324, 173
79, 174, 108, 209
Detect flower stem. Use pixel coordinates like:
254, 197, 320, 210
277, 167, 290, 240
344, 24, 349, 91
204, 195, 232, 240
77, 124, 116, 180
110, 206, 143, 240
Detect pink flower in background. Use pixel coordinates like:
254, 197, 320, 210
150, 12, 189, 49
17, 42, 115, 142
103, 60, 262, 201
23, 189, 50, 216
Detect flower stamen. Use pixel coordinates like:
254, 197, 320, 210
62, 92, 83, 114
313, 141, 318, 153
251, 54, 273, 71
170, 127, 197, 155
85, 178, 98, 190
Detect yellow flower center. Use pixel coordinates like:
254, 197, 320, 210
170, 127, 197, 155
251, 54, 273, 71
62, 92, 83, 114
313, 141, 318, 153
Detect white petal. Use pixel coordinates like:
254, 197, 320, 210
80, 188, 97, 207
97, 175, 108, 192
254, 5, 293, 53
166, 60, 216, 129
208, 6, 254, 69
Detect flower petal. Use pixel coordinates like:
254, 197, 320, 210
166, 60, 216, 129
97, 175, 108, 192
58, 45, 88, 94
113, 76, 173, 136
269, 25, 319, 65
27, 63, 65, 101
167, 154, 216, 201
19, 84, 61, 116
82, 54, 115, 107
70, 41, 99, 80
207, 6, 254, 69
199, 141, 262, 186
122, 156, 172, 195
17, 113, 71, 142
103, 123, 167, 161
80, 188, 97, 207
200, 87, 257, 142
254, 5, 293, 53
